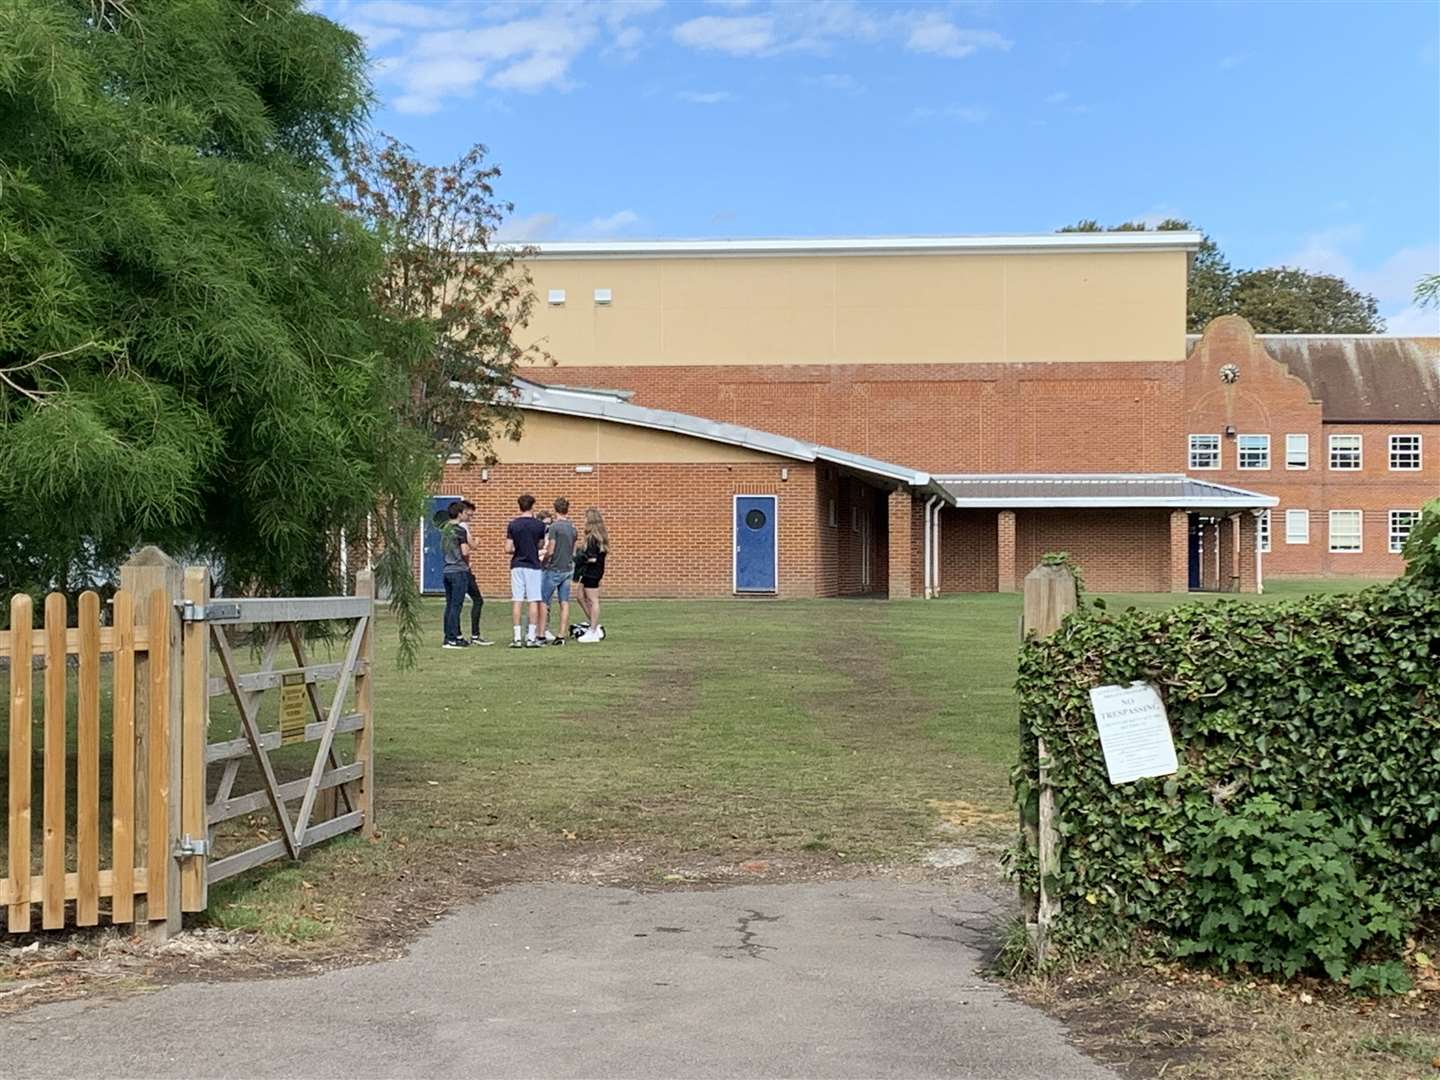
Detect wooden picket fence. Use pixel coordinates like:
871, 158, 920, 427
0, 547, 375, 936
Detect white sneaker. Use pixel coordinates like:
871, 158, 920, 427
578, 628, 603, 643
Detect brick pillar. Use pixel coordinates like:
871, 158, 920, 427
1201, 519, 1220, 591
1218, 514, 1238, 593
888, 490, 913, 599
997, 510, 1018, 593
1169, 511, 1190, 593
1238, 512, 1259, 593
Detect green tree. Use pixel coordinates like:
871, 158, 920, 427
1057, 219, 1382, 333
1229, 267, 1382, 334
1415, 273, 1440, 309
331, 136, 548, 653
0, 3, 429, 634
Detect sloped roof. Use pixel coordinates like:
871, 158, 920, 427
500, 377, 955, 503
935, 474, 1277, 509
1186, 334, 1440, 423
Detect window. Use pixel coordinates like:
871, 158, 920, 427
851, 506, 860, 532
1389, 434, 1422, 471
828, 499, 838, 528
1258, 509, 1271, 552
1328, 510, 1363, 553
1237, 434, 1270, 470
1389, 510, 1419, 554
1329, 434, 1362, 470
1284, 509, 1310, 545
1189, 434, 1220, 470
1285, 434, 1309, 470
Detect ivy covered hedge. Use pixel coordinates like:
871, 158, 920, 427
1013, 503, 1440, 985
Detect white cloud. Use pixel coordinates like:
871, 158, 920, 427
1044, 90, 1069, 105
909, 103, 988, 124
672, 15, 776, 55
904, 14, 1010, 59
490, 53, 577, 92
584, 209, 642, 236
1217, 53, 1246, 70
1384, 303, 1440, 335
338, 1, 468, 29
804, 72, 862, 92
677, 90, 736, 104
497, 212, 561, 242
1283, 227, 1440, 333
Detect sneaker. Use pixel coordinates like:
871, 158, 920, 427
543, 631, 558, 643
470, 636, 494, 646
578, 629, 603, 644
524, 638, 543, 649
509, 639, 525, 649
443, 639, 470, 649
548, 636, 566, 646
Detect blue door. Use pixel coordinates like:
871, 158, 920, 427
422, 496, 456, 594
1187, 514, 1202, 590
735, 495, 777, 593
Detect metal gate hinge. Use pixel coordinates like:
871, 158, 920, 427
179, 601, 240, 623
174, 834, 209, 858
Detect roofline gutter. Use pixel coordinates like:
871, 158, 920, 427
944, 496, 1279, 509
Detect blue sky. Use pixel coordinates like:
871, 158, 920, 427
322, 1, 1440, 332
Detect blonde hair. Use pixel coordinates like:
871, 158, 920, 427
584, 507, 610, 552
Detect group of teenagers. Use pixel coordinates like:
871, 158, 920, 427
439, 494, 610, 648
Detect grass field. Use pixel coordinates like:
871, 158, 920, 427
195, 578, 1372, 937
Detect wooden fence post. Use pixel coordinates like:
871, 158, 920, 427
120, 547, 184, 939
354, 570, 376, 838
1021, 562, 1078, 965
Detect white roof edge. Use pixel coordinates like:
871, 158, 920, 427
946, 496, 1279, 508
514, 232, 1202, 259
935, 472, 1191, 481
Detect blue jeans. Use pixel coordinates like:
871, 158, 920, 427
542, 569, 571, 605
442, 571, 468, 642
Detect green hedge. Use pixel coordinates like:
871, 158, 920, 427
1013, 504, 1440, 982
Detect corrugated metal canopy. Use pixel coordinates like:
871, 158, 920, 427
935, 474, 1278, 509
1187, 334, 1440, 423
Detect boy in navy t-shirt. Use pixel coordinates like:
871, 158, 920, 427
505, 493, 548, 647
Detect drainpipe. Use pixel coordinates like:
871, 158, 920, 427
933, 503, 942, 597
1252, 508, 1265, 595
923, 496, 939, 599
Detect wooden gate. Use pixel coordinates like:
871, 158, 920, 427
1, 548, 375, 935
195, 570, 376, 892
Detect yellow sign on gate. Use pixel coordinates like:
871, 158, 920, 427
279, 672, 309, 745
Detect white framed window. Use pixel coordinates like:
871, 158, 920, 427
1258, 509, 1271, 552
1329, 434, 1362, 470
1285, 434, 1309, 470
1284, 509, 1310, 545
1389, 434, 1421, 471
1328, 510, 1363, 553
1389, 510, 1419, 554
828, 499, 838, 528
1189, 434, 1220, 470
851, 506, 860, 532
1237, 434, 1270, 470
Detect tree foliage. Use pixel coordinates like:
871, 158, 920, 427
1058, 219, 1383, 333
329, 136, 549, 658
0, 3, 541, 669
0, 0, 418, 601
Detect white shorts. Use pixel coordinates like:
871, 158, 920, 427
510, 567, 543, 601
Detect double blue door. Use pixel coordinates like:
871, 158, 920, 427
421, 496, 457, 594
735, 495, 777, 593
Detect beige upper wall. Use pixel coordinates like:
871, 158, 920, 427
518, 250, 1190, 366
483, 408, 788, 464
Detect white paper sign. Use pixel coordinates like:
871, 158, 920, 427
1088, 681, 1178, 785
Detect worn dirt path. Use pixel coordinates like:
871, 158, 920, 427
3, 881, 1114, 1079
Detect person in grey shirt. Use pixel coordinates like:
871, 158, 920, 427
539, 497, 578, 645
440, 501, 470, 648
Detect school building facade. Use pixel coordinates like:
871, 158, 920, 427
424, 234, 1437, 599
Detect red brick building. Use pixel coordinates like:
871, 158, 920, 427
417, 236, 1436, 598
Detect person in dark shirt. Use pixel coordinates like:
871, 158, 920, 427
457, 500, 492, 645
505, 493, 548, 648
439, 501, 470, 649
